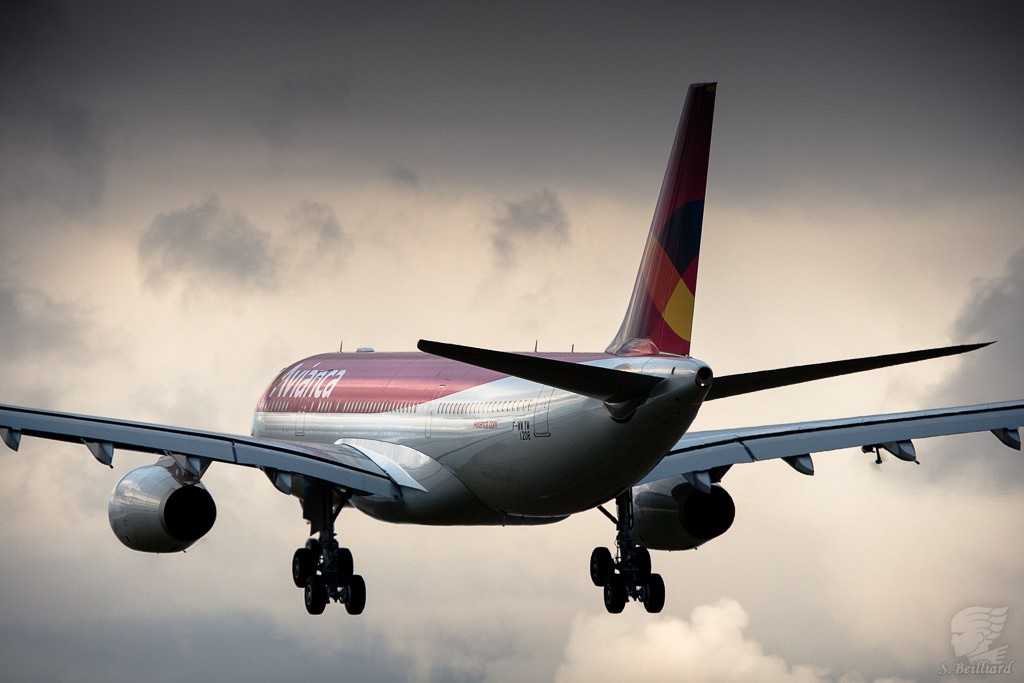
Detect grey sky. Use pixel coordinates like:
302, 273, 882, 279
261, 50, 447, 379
1, 2, 1022, 681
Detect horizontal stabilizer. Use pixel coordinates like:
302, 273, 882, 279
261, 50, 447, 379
706, 342, 991, 401
417, 340, 662, 402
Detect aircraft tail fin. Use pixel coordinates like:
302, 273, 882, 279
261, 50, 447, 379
607, 82, 716, 357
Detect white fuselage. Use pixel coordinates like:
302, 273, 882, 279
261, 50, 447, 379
251, 354, 710, 525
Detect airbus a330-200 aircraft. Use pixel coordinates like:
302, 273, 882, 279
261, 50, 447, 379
2, 83, 1022, 616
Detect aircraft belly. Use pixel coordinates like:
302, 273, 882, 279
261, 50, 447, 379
435, 394, 703, 517
350, 457, 503, 525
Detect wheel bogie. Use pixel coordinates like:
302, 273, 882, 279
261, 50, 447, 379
591, 491, 669, 613
292, 537, 365, 615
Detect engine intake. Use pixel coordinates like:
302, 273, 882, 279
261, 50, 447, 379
632, 478, 735, 550
108, 463, 217, 553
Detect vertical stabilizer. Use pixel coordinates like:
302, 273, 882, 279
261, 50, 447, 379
607, 82, 716, 357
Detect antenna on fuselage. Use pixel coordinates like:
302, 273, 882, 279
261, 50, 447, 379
534, 340, 538, 352
339, 340, 344, 353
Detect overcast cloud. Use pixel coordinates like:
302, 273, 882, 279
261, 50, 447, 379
555, 600, 915, 683
138, 195, 279, 294
1, 2, 1021, 682
491, 189, 570, 266
0, 282, 87, 359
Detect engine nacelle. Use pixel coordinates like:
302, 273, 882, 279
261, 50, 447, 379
108, 463, 217, 553
632, 478, 735, 550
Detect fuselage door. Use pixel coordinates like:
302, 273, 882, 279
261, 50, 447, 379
425, 384, 446, 438
533, 386, 554, 437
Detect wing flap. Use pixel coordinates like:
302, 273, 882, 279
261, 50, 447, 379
640, 400, 1024, 484
0, 403, 400, 497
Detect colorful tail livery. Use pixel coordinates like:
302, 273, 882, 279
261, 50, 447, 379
607, 82, 716, 357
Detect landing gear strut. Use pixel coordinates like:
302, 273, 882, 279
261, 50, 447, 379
591, 489, 665, 613
291, 483, 366, 615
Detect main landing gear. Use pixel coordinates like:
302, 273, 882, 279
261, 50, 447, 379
290, 484, 366, 615
590, 489, 665, 614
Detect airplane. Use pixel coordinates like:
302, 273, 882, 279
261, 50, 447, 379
2, 82, 1022, 616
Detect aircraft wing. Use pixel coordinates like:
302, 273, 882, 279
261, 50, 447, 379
0, 403, 401, 498
639, 400, 1024, 487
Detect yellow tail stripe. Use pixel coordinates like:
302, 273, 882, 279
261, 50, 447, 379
663, 279, 695, 343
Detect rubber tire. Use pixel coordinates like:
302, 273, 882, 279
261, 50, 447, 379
292, 547, 314, 588
590, 547, 614, 587
603, 574, 627, 614
337, 547, 354, 580
345, 574, 366, 615
643, 573, 665, 614
304, 575, 328, 615
634, 546, 652, 581
305, 537, 322, 557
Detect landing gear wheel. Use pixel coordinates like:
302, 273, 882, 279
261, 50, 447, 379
590, 547, 614, 587
336, 547, 354, 580
634, 546, 651, 581
603, 574, 627, 614
305, 537, 322, 557
292, 547, 314, 588
345, 574, 366, 615
643, 573, 665, 614
304, 575, 328, 615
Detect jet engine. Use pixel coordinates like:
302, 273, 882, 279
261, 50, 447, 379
108, 462, 217, 553
632, 478, 735, 550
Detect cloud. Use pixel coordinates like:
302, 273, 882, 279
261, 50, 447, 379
390, 163, 421, 189
0, 609, 412, 683
138, 195, 279, 294
0, 279, 92, 407
0, 281, 87, 360
0, 95, 106, 215
950, 247, 1024, 383
287, 200, 347, 251
137, 197, 357, 299
491, 189, 569, 267
917, 247, 1024, 486
554, 600, 916, 683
